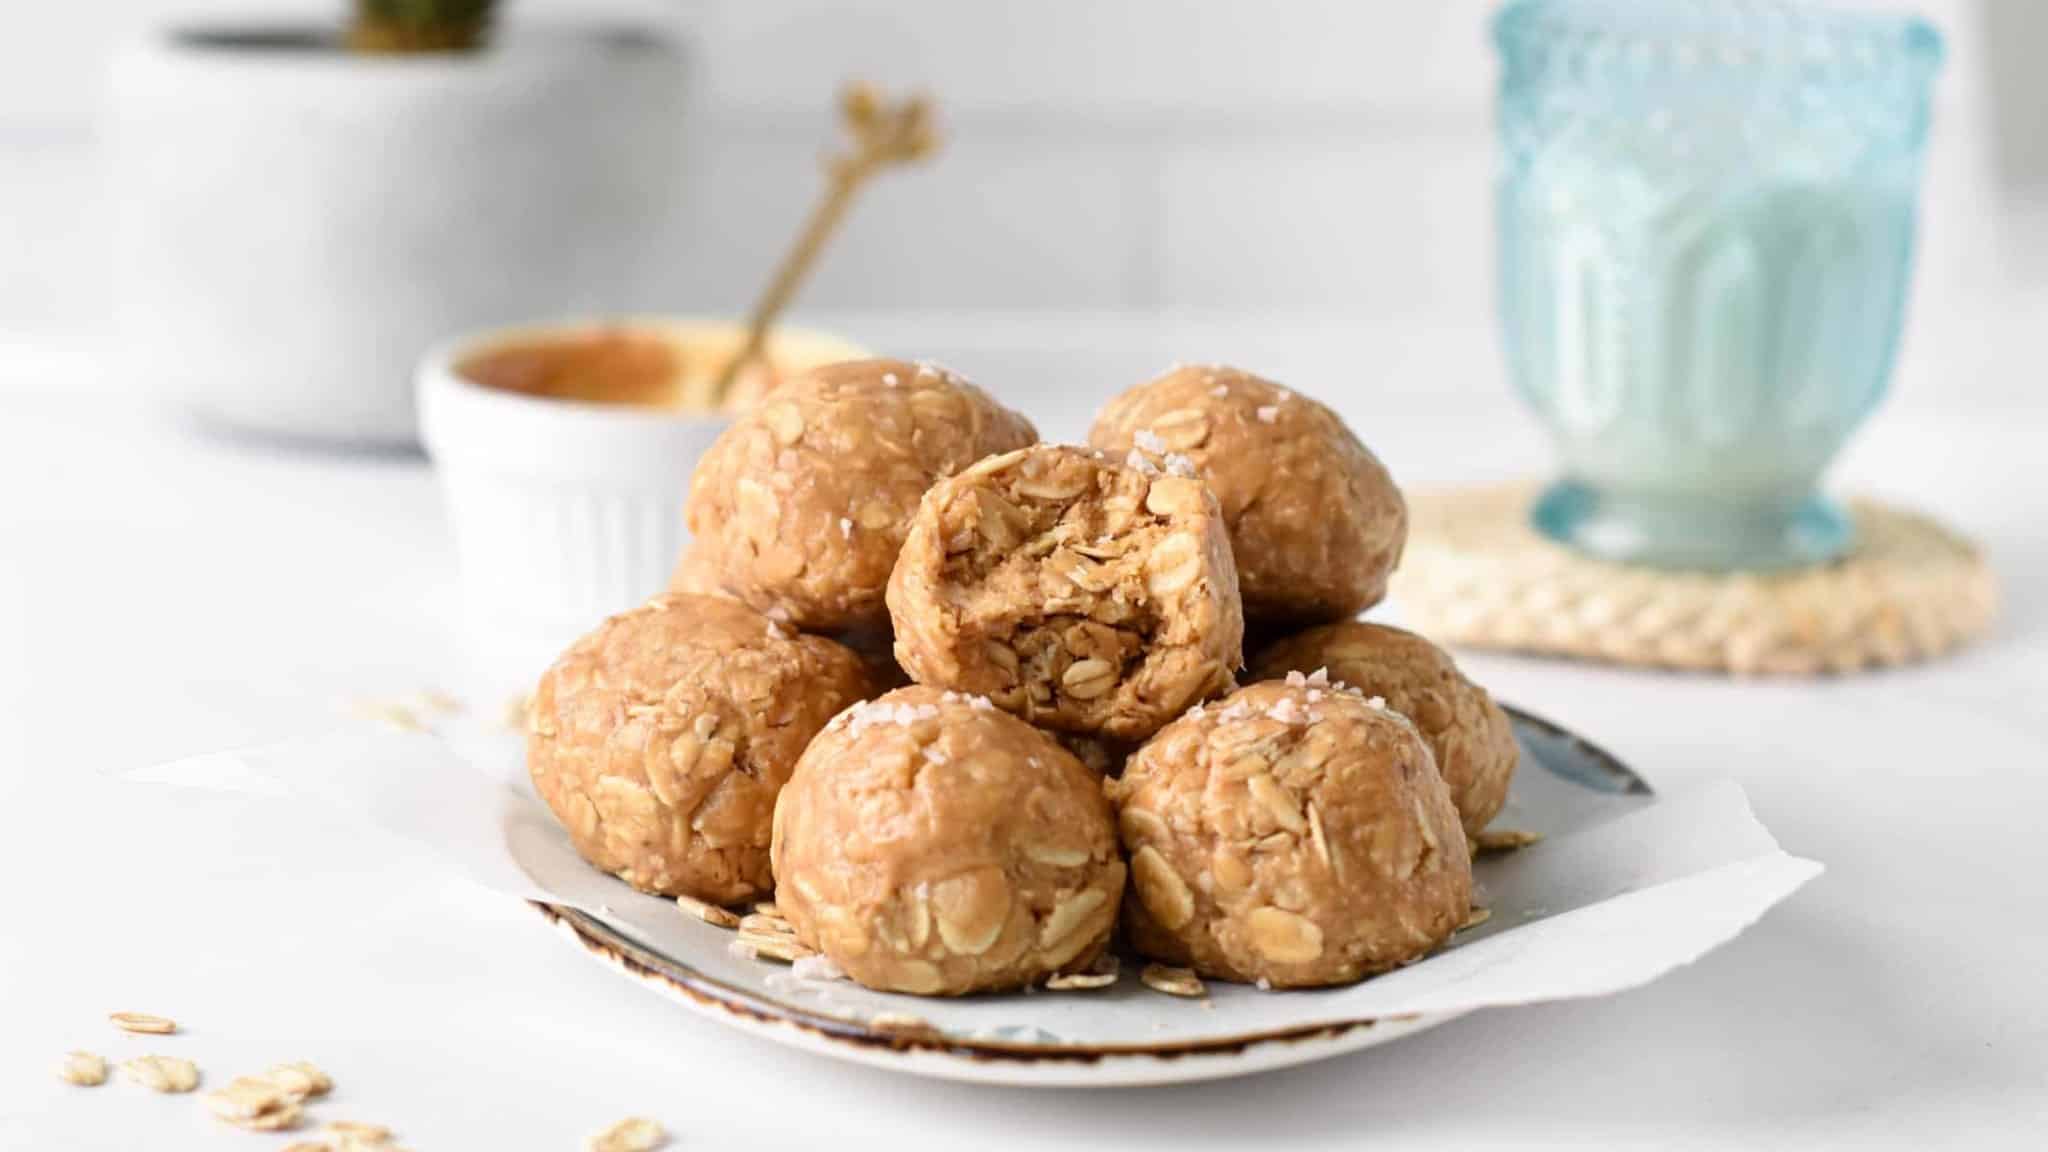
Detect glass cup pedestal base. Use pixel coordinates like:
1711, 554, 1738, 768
1530, 479, 1855, 573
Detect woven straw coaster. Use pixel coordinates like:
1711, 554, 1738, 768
1389, 484, 1998, 676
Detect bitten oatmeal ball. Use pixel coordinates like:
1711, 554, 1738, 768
771, 686, 1126, 996
1088, 364, 1407, 626
685, 358, 1037, 632
1252, 622, 1518, 837
1108, 678, 1471, 988
887, 444, 1242, 742
528, 594, 874, 904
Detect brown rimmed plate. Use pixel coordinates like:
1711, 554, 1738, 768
535, 704, 1650, 1087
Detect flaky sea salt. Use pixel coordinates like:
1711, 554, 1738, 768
1307, 667, 1330, 686
841, 701, 880, 735
1209, 383, 1228, 397
1124, 449, 1158, 475
882, 372, 899, 386
766, 621, 788, 641
1134, 429, 1168, 454
1267, 696, 1302, 725
1256, 405, 1280, 424
1285, 670, 1307, 687
843, 696, 940, 737
1163, 453, 1198, 478
942, 690, 996, 714
839, 517, 853, 539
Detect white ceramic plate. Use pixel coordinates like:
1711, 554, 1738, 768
538, 705, 1652, 1087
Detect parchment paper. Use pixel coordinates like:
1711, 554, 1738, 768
128, 712, 1820, 1038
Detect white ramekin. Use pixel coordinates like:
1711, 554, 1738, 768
418, 320, 866, 686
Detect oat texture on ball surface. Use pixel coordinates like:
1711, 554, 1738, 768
527, 593, 875, 904
685, 358, 1037, 633
1090, 364, 1407, 628
1109, 677, 1471, 988
1252, 621, 1518, 837
887, 444, 1243, 742
771, 685, 1127, 996
667, 540, 731, 599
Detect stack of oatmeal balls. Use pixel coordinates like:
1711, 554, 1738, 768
527, 359, 1518, 995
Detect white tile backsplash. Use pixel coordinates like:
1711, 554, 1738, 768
1157, 120, 1495, 313
678, 0, 1499, 112
0, 0, 2025, 405
660, 109, 1155, 313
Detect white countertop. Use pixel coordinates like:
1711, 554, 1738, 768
2, 319, 2044, 1150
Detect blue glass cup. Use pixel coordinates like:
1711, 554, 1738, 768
1494, 0, 1942, 570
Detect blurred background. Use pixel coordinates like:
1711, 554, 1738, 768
1, 0, 2038, 417
3, 10, 2043, 1148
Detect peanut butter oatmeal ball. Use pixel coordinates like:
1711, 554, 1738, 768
668, 540, 733, 599
1252, 622, 1517, 837
887, 444, 1243, 742
528, 594, 874, 904
1088, 364, 1407, 626
1108, 678, 1471, 988
685, 358, 1038, 632
670, 546, 909, 689
771, 686, 1126, 996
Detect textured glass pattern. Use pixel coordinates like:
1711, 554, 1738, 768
1495, 0, 1942, 569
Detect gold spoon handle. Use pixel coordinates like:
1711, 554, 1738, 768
714, 159, 872, 403
710, 83, 939, 406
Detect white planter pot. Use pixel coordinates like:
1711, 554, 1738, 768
108, 22, 688, 448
